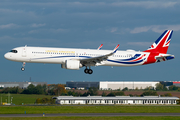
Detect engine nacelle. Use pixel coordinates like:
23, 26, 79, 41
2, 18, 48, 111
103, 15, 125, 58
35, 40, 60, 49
61, 60, 82, 70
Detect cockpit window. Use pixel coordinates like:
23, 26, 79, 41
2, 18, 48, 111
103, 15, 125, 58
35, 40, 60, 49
10, 50, 18, 53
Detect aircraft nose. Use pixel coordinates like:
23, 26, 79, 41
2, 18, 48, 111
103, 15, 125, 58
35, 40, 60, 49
4, 53, 10, 60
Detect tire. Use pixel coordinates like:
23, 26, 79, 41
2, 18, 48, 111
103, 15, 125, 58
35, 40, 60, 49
88, 69, 93, 74
21, 67, 25, 71
84, 69, 89, 74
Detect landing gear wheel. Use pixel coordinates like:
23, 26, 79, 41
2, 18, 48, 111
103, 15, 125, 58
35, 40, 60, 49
84, 66, 93, 74
21, 62, 26, 71
84, 68, 89, 74
21, 67, 25, 71
88, 69, 93, 74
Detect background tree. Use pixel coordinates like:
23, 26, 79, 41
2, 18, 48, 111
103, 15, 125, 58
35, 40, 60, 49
27, 84, 35, 94
34, 84, 44, 94
135, 87, 139, 90
144, 86, 154, 90
141, 91, 158, 96
41, 98, 49, 103
122, 87, 128, 91
0, 87, 23, 94
163, 93, 172, 97
54, 84, 67, 95
67, 91, 76, 96
106, 91, 125, 96
107, 92, 115, 96
101, 91, 107, 96
81, 92, 88, 96
115, 91, 125, 96
87, 87, 98, 96
36, 98, 41, 104
178, 88, 180, 91
169, 85, 179, 91
42, 84, 47, 94
155, 83, 165, 91
22, 84, 47, 94
22, 84, 35, 94
35, 98, 55, 104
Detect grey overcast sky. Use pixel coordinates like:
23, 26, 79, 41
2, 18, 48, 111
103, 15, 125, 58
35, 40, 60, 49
1, 0, 180, 84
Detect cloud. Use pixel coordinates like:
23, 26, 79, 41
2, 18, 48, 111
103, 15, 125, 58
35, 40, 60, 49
130, 26, 151, 33
111, 1, 177, 9
28, 28, 68, 34
51, 28, 68, 33
18, 1, 177, 9
130, 25, 180, 33
106, 27, 118, 33
0, 8, 24, 14
31, 23, 46, 28
0, 35, 59, 45
28, 30, 39, 34
0, 23, 19, 29
127, 42, 152, 46
110, 27, 118, 33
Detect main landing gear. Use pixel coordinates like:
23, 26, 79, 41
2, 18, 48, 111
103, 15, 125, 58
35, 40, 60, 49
84, 67, 93, 74
21, 62, 26, 71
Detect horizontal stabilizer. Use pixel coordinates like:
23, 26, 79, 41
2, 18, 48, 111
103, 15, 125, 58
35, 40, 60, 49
155, 54, 175, 62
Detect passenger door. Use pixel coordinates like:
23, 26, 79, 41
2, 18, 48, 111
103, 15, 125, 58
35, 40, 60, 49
22, 46, 27, 57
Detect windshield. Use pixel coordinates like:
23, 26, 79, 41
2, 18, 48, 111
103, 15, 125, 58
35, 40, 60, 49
9, 50, 18, 53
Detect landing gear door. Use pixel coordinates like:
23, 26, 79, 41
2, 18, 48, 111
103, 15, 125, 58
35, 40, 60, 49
22, 45, 27, 57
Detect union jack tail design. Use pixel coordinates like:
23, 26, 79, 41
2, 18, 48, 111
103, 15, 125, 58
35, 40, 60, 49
144, 30, 173, 54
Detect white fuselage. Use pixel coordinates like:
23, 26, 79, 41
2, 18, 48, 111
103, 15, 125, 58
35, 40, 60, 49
4, 46, 149, 67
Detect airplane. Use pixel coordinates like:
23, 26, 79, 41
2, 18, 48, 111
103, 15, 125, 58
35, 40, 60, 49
4, 30, 175, 74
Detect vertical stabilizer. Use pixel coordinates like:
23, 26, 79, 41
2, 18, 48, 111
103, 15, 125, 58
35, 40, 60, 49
144, 30, 173, 54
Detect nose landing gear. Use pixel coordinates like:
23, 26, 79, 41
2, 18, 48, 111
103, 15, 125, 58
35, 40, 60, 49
21, 62, 26, 71
84, 67, 93, 74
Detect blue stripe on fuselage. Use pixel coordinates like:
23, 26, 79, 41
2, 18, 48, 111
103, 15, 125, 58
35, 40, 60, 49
107, 59, 143, 64
31, 55, 143, 65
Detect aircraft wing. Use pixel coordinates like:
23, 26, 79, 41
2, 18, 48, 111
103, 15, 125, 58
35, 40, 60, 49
155, 54, 175, 62
80, 44, 119, 66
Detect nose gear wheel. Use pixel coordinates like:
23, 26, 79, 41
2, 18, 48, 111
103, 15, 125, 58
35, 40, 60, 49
21, 62, 26, 71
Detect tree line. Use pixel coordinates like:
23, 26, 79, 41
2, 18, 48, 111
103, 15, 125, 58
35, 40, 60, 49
0, 83, 179, 96
0, 84, 66, 95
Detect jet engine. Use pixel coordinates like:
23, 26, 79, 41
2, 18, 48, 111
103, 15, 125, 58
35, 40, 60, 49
61, 60, 82, 70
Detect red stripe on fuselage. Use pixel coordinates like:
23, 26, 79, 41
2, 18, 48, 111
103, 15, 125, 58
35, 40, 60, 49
129, 54, 145, 62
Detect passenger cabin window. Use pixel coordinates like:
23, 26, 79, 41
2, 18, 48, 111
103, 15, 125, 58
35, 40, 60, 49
10, 50, 18, 53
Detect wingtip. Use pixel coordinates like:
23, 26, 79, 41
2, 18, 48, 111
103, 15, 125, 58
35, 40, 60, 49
113, 44, 120, 53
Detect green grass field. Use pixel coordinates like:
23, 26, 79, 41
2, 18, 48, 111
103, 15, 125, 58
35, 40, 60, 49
0, 106, 180, 114
0, 94, 53, 105
1, 116, 180, 120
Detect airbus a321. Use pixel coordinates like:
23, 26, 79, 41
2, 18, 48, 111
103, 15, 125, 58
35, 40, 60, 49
4, 30, 175, 74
